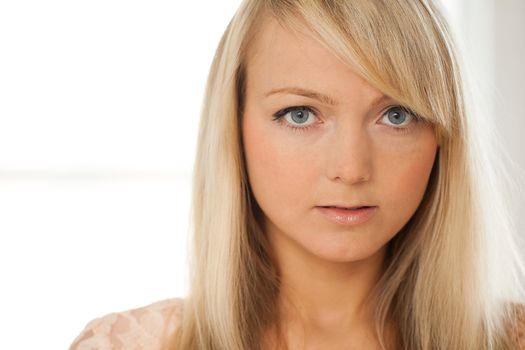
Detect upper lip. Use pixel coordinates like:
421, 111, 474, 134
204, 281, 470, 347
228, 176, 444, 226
318, 203, 377, 209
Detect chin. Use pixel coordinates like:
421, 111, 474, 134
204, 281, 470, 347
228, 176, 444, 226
304, 237, 388, 264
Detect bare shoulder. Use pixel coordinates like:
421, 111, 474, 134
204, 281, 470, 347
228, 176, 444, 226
69, 297, 184, 350
507, 302, 525, 349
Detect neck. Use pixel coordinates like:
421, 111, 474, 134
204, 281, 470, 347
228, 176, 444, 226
268, 228, 388, 332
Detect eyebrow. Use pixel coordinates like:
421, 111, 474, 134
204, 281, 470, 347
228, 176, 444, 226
265, 87, 338, 106
264, 86, 391, 108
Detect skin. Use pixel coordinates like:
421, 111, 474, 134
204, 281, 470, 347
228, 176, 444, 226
242, 16, 438, 349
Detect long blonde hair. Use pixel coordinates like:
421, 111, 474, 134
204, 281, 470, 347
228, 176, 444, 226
167, 1, 525, 349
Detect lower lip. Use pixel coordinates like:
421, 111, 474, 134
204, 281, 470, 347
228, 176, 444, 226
316, 206, 378, 226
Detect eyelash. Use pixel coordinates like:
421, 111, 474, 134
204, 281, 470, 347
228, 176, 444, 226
271, 105, 423, 134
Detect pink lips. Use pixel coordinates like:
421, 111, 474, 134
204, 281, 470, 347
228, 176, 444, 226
316, 206, 378, 226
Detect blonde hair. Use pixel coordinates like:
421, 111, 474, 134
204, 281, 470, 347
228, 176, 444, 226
167, 1, 525, 349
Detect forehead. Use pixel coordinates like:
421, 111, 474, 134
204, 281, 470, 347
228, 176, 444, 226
244, 16, 383, 103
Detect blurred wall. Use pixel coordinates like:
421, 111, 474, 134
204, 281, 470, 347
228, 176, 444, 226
454, 0, 525, 235
493, 0, 525, 233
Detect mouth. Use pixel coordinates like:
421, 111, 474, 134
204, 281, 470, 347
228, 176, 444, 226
319, 205, 376, 210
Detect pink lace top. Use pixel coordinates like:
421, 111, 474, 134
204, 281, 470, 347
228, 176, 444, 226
69, 298, 183, 350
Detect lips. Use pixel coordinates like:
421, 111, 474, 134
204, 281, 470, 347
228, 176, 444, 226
316, 205, 378, 225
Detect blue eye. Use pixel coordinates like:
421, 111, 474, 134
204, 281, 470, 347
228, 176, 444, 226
380, 106, 424, 134
272, 106, 318, 132
289, 108, 311, 124
383, 106, 411, 126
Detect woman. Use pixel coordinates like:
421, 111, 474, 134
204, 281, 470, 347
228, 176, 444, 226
70, 0, 525, 349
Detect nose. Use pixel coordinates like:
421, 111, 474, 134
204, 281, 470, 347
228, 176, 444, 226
325, 124, 372, 185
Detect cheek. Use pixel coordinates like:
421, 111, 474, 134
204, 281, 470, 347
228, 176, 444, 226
377, 131, 437, 217
242, 117, 317, 211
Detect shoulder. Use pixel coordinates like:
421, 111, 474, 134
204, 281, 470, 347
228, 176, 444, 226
69, 297, 184, 350
507, 302, 525, 349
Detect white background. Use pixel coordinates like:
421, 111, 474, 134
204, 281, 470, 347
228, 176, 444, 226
0, 1, 523, 349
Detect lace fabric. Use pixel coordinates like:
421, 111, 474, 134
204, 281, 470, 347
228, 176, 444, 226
69, 297, 525, 349
69, 298, 183, 350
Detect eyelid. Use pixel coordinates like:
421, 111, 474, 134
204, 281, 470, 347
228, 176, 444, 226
272, 105, 320, 119
274, 105, 417, 122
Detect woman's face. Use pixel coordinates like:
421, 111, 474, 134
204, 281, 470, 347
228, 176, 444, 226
242, 17, 438, 263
